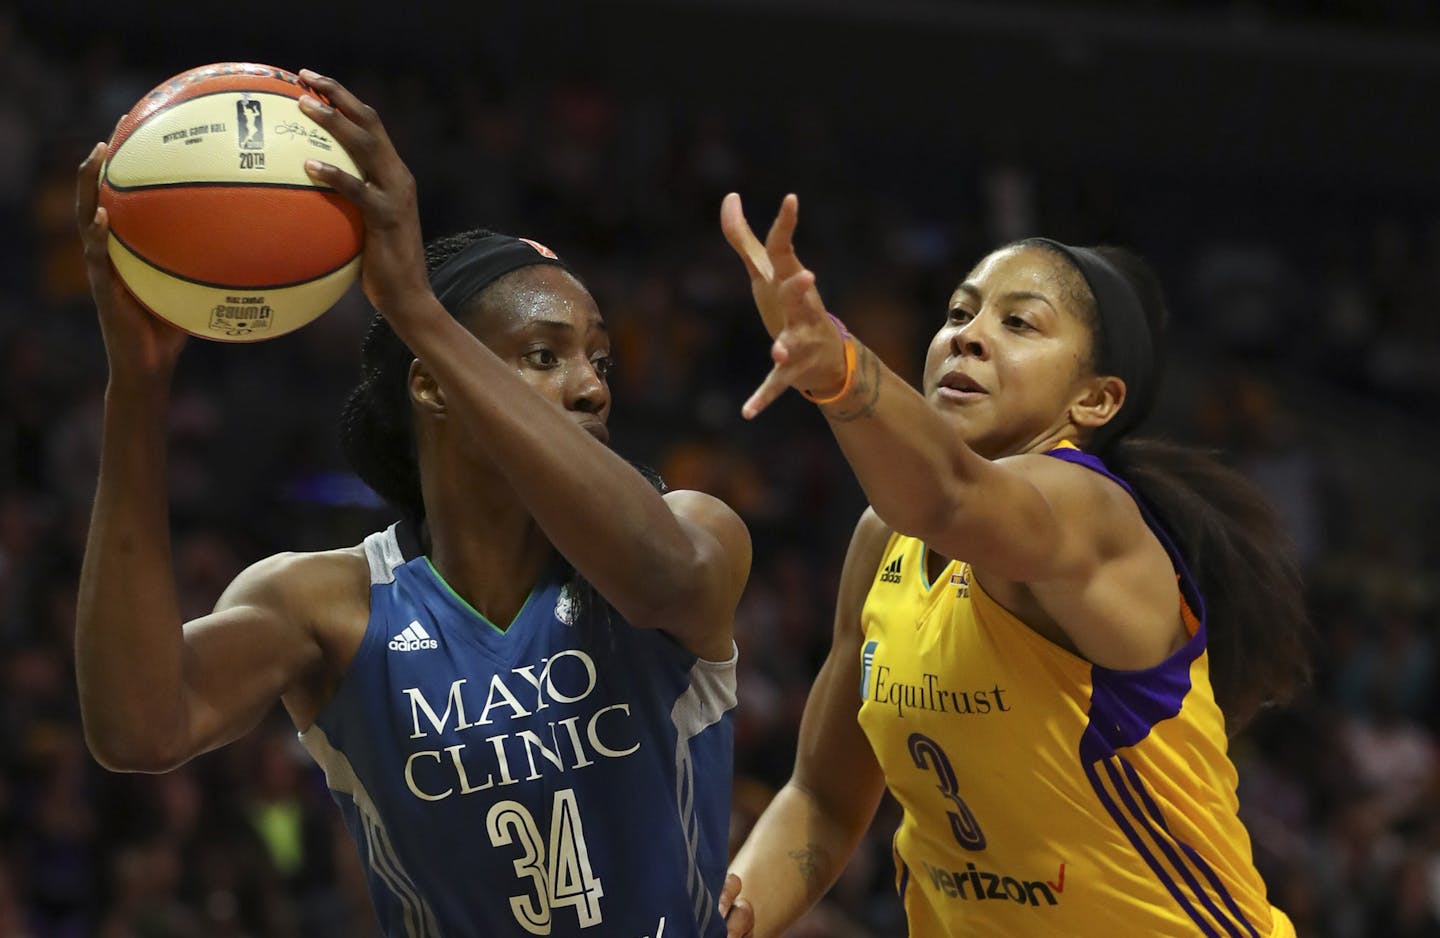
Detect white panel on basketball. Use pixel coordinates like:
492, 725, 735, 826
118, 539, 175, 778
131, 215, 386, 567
108, 235, 361, 342
105, 93, 361, 188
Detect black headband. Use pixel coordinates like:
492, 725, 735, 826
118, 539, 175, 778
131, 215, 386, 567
1030, 239, 1157, 449
428, 233, 569, 315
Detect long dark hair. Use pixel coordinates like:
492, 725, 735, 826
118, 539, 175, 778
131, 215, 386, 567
1024, 240, 1312, 732
338, 229, 664, 632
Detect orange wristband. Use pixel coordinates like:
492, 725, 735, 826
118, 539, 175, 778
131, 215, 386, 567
801, 315, 857, 405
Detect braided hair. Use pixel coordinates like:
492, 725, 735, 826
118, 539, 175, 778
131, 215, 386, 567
339, 230, 489, 528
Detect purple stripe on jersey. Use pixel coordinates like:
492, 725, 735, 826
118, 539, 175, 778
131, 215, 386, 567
1080, 641, 1198, 756
1052, 447, 1258, 936
1049, 445, 1207, 754
1121, 762, 1262, 938
1083, 759, 1222, 938
1107, 758, 1249, 938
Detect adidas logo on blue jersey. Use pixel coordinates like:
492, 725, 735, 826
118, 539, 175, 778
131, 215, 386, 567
879, 556, 903, 584
389, 620, 438, 652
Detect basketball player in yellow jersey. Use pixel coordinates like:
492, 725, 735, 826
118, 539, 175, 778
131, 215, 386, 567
714, 194, 1311, 938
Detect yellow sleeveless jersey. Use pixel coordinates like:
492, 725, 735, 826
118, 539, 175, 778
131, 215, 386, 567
855, 447, 1294, 938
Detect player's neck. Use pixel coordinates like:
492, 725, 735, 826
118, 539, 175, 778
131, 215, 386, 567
425, 518, 553, 629
421, 465, 554, 626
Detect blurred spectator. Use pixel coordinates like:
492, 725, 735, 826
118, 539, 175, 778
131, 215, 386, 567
4, 3, 1440, 935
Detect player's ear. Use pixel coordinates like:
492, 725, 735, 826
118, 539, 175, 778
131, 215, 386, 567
1070, 374, 1125, 432
409, 358, 445, 414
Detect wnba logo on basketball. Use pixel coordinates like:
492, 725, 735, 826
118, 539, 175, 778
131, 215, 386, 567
236, 97, 264, 150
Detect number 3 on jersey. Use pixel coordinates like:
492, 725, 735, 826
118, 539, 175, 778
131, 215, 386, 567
486, 789, 605, 934
908, 732, 987, 850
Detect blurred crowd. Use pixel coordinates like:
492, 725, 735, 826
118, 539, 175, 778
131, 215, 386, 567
2, 4, 1438, 937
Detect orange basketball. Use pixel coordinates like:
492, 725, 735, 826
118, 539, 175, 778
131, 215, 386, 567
99, 63, 364, 342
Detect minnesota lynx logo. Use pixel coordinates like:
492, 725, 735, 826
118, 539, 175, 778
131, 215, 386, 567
236, 97, 264, 150
554, 584, 578, 626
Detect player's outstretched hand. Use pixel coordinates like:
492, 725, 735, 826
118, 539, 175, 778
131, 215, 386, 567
297, 69, 432, 320
76, 141, 187, 380
718, 872, 755, 938
720, 193, 847, 419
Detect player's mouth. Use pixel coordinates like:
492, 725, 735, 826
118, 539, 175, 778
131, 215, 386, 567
936, 371, 988, 403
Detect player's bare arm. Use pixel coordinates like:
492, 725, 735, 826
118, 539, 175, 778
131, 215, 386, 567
725, 508, 890, 937
298, 70, 750, 658
74, 143, 340, 772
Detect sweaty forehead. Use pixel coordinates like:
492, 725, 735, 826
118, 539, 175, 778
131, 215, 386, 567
955, 245, 1089, 314
964, 246, 1059, 291
472, 266, 605, 334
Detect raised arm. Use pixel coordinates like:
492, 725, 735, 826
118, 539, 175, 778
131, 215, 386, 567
721, 194, 1187, 672
296, 71, 749, 658
722, 193, 1099, 585
74, 143, 327, 772
722, 509, 890, 937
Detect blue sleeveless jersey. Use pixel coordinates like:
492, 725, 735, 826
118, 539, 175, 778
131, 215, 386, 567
299, 525, 737, 938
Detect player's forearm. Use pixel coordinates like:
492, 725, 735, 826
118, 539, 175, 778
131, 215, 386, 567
816, 340, 989, 539
385, 300, 711, 622
75, 380, 189, 770
729, 783, 870, 937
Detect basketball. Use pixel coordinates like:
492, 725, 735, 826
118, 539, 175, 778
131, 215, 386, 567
98, 63, 364, 342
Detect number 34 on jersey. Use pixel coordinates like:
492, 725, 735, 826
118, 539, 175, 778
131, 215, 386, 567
487, 788, 605, 934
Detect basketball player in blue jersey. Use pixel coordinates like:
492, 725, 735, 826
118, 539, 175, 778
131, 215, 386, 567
72, 70, 751, 938
714, 195, 1311, 938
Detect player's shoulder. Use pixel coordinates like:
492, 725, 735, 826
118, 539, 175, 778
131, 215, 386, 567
839, 507, 896, 587
852, 505, 896, 556
663, 487, 747, 527
663, 486, 753, 570
1000, 449, 1136, 516
825, 508, 898, 642
217, 543, 370, 622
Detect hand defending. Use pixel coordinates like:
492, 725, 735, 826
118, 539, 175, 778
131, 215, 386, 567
720, 193, 848, 419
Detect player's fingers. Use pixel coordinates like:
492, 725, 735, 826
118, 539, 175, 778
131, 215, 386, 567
303, 158, 369, 206
724, 897, 755, 938
295, 76, 398, 185
718, 872, 741, 916
764, 193, 796, 250
777, 269, 825, 327
764, 193, 803, 276
74, 142, 107, 245
295, 90, 372, 164
297, 69, 384, 138
721, 192, 774, 282
742, 361, 791, 420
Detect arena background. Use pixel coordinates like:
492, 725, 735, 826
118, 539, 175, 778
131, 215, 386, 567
2, 1, 1438, 934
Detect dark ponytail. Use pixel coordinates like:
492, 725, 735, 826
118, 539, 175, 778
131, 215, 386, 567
1035, 242, 1313, 732
1105, 438, 1311, 731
